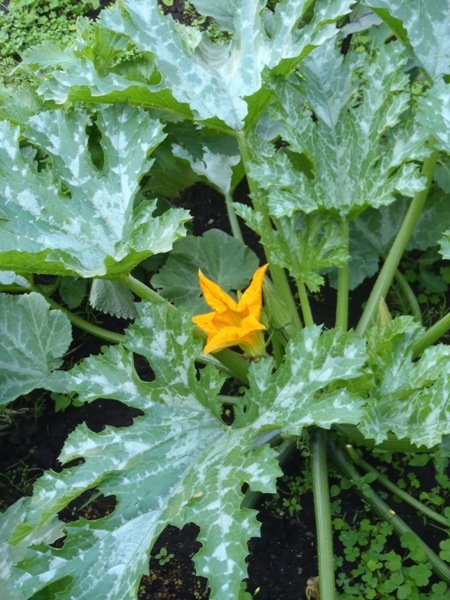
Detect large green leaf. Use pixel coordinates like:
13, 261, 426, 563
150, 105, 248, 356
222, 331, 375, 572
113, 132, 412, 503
0, 104, 189, 277
93, 0, 354, 130
0, 293, 71, 406
367, 0, 450, 81
23, 35, 194, 122
2, 304, 366, 599
250, 41, 429, 218
355, 318, 450, 448
152, 229, 259, 313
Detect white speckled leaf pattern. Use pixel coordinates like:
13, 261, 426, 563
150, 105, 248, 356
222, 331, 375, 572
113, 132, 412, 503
0, 497, 65, 600
368, 0, 450, 81
172, 144, 240, 195
234, 203, 347, 291
98, 0, 354, 130
0, 104, 189, 277
250, 43, 429, 217
418, 80, 450, 152
356, 318, 450, 447
3, 304, 366, 599
0, 293, 71, 406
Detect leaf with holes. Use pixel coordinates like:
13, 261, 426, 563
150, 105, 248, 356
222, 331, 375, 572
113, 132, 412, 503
1, 303, 366, 600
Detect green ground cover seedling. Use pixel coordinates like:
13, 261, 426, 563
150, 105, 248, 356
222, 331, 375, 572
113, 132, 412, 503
269, 448, 449, 599
0, 0, 100, 85
154, 546, 175, 566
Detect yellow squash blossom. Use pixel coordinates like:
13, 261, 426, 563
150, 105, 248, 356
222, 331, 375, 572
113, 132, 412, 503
192, 264, 268, 356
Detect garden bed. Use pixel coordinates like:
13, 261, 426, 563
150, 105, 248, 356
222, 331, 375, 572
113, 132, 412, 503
0, 1, 449, 599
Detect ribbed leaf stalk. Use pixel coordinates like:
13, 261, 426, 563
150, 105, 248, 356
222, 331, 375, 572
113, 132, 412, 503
311, 429, 336, 599
357, 150, 438, 335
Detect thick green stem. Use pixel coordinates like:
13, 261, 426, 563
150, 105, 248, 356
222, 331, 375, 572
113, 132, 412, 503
311, 429, 336, 600
215, 348, 249, 384
331, 442, 450, 584
270, 332, 285, 367
335, 219, 349, 330
43, 296, 126, 344
412, 311, 450, 357
119, 274, 170, 306
296, 280, 314, 327
346, 446, 449, 528
357, 150, 439, 335
237, 131, 302, 335
225, 191, 244, 242
394, 269, 422, 321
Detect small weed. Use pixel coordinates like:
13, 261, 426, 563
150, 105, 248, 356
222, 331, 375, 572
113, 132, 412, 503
0, 0, 99, 86
268, 449, 449, 599
154, 546, 175, 566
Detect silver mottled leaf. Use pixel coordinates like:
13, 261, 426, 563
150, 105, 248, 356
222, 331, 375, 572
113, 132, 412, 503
0, 293, 71, 406
4, 304, 366, 599
0, 105, 188, 277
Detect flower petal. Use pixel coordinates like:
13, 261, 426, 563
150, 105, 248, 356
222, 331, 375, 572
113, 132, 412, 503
197, 270, 237, 313
238, 264, 268, 317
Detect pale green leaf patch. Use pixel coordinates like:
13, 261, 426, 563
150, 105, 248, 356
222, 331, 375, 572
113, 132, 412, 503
0, 293, 72, 406
0, 104, 189, 277
0, 271, 30, 288
418, 80, 450, 153
172, 141, 240, 195
0, 497, 65, 600
3, 303, 366, 599
440, 229, 450, 259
